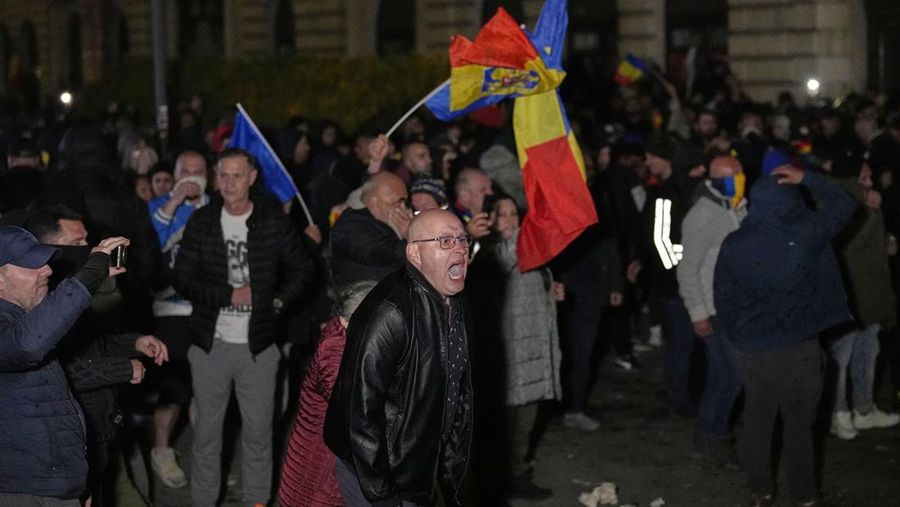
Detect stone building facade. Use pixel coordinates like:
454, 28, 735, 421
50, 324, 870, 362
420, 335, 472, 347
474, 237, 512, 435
0, 0, 895, 104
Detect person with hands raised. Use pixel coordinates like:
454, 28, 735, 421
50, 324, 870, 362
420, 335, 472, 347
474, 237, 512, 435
22, 205, 169, 506
0, 219, 133, 506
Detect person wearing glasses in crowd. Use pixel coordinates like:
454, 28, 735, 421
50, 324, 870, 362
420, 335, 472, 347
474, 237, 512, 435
325, 209, 474, 507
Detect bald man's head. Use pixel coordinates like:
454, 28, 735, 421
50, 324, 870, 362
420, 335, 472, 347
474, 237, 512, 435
361, 172, 408, 224
709, 155, 742, 179
406, 209, 468, 298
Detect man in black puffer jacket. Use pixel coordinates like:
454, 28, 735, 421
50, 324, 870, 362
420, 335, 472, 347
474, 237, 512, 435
0, 226, 128, 505
174, 148, 314, 507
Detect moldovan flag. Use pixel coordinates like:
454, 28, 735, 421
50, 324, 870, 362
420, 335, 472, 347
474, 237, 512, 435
613, 53, 649, 86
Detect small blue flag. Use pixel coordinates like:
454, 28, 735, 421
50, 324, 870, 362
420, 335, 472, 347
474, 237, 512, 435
228, 104, 298, 204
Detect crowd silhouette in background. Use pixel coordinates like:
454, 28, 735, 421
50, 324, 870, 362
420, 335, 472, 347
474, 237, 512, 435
1, 55, 900, 507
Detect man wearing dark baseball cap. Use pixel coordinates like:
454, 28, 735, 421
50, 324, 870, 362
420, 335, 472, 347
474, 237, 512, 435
0, 226, 129, 505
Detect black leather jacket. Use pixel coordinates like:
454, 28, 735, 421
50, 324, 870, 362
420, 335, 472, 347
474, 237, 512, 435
324, 264, 473, 507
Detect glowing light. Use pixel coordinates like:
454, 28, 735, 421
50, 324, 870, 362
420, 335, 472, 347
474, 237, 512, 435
806, 79, 820, 94
59, 91, 73, 106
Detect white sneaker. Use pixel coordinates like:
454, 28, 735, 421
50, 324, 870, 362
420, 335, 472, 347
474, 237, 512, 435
830, 411, 858, 440
151, 447, 188, 488
563, 411, 600, 431
853, 407, 900, 429
648, 325, 663, 347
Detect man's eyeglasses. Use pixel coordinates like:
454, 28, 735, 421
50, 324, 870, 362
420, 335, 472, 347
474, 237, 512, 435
410, 235, 472, 250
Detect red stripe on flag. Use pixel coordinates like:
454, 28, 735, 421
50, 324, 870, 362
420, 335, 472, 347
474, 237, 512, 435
517, 136, 598, 272
449, 8, 539, 69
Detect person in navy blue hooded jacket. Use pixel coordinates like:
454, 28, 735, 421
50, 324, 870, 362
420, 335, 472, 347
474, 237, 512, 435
714, 159, 856, 507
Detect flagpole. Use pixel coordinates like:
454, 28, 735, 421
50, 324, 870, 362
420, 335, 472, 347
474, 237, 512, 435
235, 103, 314, 226
385, 78, 451, 138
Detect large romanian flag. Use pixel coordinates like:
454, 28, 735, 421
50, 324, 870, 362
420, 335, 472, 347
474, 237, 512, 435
426, 0, 597, 271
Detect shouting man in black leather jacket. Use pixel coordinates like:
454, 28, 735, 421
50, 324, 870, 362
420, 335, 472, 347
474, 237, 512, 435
325, 209, 473, 507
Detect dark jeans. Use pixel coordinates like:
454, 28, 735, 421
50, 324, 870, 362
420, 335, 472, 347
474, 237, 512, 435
697, 320, 742, 437
603, 304, 633, 357
741, 339, 824, 502
660, 298, 697, 411
334, 459, 425, 507
560, 286, 604, 412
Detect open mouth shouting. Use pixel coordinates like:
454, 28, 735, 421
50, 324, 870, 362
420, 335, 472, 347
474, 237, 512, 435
448, 261, 465, 281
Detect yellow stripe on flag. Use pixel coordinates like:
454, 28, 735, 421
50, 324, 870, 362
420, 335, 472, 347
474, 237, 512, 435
512, 90, 568, 167
450, 58, 566, 113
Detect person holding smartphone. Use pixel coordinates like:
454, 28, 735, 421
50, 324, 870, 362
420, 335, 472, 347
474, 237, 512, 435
451, 167, 494, 241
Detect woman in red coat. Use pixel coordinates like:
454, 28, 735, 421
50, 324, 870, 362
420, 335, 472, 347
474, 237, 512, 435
279, 280, 377, 507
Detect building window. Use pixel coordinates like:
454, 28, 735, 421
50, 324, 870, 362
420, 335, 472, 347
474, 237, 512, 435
103, 7, 130, 65
377, 0, 415, 55
179, 0, 224, 58
273, 0, 295, 55
666, 0, 727, 101
20, 20, 37, 70
868, 0, 900, 93
0, 25, 9, 92
66, 14, 83, 89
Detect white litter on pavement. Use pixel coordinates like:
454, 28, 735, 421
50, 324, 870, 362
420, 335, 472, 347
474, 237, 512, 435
577, 482, 618, 506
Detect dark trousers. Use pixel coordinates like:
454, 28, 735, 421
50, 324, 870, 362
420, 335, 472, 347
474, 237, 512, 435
741, 339, 824, 502
660, 298, 697, 411
697, 320, 742, 437
561, 286, 604, 412
87, 438, 117, 507
335, 459, 426, 507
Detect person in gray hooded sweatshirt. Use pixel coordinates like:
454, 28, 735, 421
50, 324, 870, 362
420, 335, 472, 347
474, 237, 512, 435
677, 155, 748, 466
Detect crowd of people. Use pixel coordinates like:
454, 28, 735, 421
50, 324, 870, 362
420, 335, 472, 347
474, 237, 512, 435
1, 64, 900, 507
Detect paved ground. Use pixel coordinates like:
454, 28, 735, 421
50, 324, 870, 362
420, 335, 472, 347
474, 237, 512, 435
120, 344, 899, 506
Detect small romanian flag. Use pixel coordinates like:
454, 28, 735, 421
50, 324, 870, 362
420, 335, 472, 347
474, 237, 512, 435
613, 53, 649, 86
792, 139, 812, 155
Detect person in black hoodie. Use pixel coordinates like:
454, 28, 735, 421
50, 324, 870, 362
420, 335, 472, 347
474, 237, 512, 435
714, 162, 856, 506
640, 134, 704, 413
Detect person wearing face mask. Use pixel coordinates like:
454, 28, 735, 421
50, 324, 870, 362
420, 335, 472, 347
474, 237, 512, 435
325, 210, 473, 507
25, 205, 169, 507
146, 150, 210, 489
676, 155, 747, 467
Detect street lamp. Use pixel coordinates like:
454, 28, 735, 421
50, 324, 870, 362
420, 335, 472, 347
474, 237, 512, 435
806, 78, 820, 97
59, 91, 73, 107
